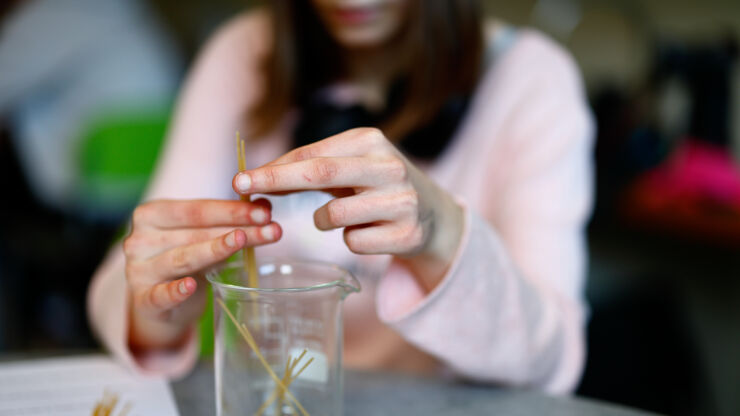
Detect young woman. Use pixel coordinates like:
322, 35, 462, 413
88, 0, 593, 393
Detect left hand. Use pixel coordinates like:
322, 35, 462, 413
232, 128, 464, 291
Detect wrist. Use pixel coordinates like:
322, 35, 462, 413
397, 193, 465, 292
426, 194, 465, 262
128, 305, 194, 352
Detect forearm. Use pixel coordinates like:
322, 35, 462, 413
379, 211, 586, 393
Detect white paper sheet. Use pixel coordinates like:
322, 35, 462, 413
0, 355, 179, 416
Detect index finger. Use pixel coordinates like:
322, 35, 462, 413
268, 127, 387, 165
233, 157, 393, 194
133, 199, 271, 229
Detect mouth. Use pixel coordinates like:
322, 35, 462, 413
332, 6, 381, 25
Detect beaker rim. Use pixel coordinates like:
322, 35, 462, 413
206, 257, 361, 296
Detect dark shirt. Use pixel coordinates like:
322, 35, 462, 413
293, 79, 470, 160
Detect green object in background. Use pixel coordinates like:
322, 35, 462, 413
199, 286, 215, 356
81, 117, 166, 176
78, 109, 170, 218
200, 251, 244, 356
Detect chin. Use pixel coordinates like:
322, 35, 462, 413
331, 27, 395, 48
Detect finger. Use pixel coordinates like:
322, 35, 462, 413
133, 199, 271, 229
313, 190, 417, 231
252, 197, 272, 211
125, 223, 282, 260
267, 127, 389, 165
136, 276, 197, 314
234, 157, 405, 194
343, 222, 424, 255
150, 226, 280, 280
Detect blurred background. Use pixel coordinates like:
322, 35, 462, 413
1, 0, 739, 415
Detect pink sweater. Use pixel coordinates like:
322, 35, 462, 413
87, 12, 594, 394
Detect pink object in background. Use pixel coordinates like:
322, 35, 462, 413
622, 139, 740, 245
642, 139, 740, 206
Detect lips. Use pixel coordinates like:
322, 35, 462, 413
332, 6, 380, 25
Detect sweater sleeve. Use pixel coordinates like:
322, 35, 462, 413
376, 33, 594, 394
87, 12, 267, 378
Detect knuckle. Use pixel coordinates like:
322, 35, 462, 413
190, 229, 211, 243
343, 230, 364, 254
386, 158, 409, 182
293, 146, 316, 161
402, 225, 425, 251
344, 228, 377, 254
122, 235, 138, 256
132, 204, 150, 225
183, 204, 204, 225
359, 127, 385, 144
312, 159, 338, 184
170, 249, 191, 274
168, 281, 181, 301
399, 190, 420, 214
251, 227, 267, 244
262, 166, 279, 188
212, 237, 226, 256
229, 204, 247, 223
326, 200, 347, 227
148, 287, 164, 310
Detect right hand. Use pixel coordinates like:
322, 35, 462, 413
123, 199, 281, 351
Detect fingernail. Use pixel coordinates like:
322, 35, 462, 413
250, 208, 266, 224
235, 173, 251, 192
178, 281, 188, 295
261, 225, 274, 240
225, 231, 236, 247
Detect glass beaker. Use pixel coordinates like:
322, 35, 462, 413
207, 258, 360, 416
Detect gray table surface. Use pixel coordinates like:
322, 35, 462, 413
173, 360, 656, 416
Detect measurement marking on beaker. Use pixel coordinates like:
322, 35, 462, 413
287, 316, 324, 338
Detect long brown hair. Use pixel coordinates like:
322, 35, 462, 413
250, 0, 484, 142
